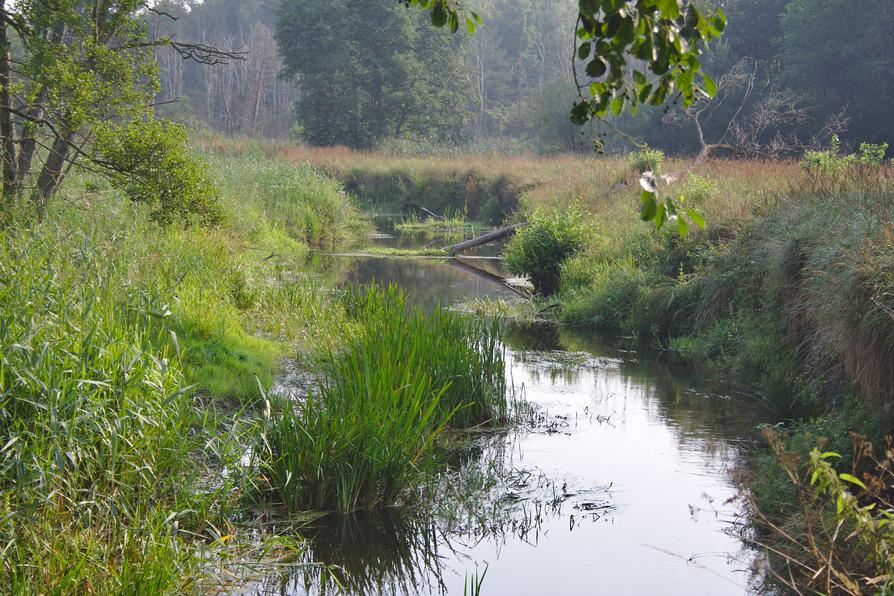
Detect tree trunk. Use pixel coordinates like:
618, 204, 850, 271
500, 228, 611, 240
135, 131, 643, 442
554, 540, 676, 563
16, 106, 43, 192
444, 224, 521, 254
32, 131, 75, 213
0, 21, 17, 199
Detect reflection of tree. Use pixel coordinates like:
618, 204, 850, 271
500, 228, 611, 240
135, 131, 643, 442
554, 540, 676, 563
505, 322, 764, 460
343, 257, 516, 310
561, 327, 765, 458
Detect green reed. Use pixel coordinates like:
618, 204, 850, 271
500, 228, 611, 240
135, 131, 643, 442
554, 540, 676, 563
260, 285, 507, 514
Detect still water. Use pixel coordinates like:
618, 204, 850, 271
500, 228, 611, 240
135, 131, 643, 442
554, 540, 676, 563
256, 234, 762, 596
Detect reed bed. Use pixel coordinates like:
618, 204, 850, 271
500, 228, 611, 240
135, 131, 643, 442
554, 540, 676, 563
260, 285, 506, 514
0, 147, 371, 591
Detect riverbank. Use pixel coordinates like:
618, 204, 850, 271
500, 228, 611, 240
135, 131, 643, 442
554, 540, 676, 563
211, 138, 894, 591
5, 136, 892, 593
0, 149, 379, 591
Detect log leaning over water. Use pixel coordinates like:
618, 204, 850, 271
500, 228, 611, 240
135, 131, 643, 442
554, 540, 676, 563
443, 224, 522, 254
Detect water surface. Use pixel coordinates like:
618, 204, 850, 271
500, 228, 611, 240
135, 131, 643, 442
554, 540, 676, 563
259, 231, 761, 595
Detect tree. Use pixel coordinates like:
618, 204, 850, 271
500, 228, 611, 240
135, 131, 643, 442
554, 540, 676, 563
0, 1, 239, 217
276, 0, 472, 149
153, 0, 298, 137
780, 0, 894, 146
417, 0, 727, 228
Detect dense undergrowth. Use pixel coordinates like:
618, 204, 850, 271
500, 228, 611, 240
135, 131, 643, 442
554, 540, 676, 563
551, 157, 894, 592
0, 151, 372, 591
0, 143, 513, 592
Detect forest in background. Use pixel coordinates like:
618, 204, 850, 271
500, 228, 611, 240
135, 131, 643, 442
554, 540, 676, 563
154, 0, 894, 155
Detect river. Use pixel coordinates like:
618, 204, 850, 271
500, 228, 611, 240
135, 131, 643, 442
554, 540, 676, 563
255, 226, 763, 596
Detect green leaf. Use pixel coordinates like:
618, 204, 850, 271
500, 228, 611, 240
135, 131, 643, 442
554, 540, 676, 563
570, 101, 590, 125
839, 473, 867, 490
431, 3, 448, 27
656, 0, 681, 19
578, 43, 591, 60
677, 214, 689, 238
447, 11, 459, 33
586, 58, 607, 78
639, 191, 657, 221
702, 74, 717, 97
685, 209, 705, 228
610, 95, 624, 116
654, 203, 667, 229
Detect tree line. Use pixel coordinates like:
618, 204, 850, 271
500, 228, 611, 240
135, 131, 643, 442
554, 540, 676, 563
155, 0, 892, 156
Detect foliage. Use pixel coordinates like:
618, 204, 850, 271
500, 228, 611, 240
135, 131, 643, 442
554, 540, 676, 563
675, 174, 717, 208
95, 120, 222, 226
802, 135, 892, 181
752, 427, 894, 595
637, 171, 706, 237
0, 1, 237, 211
548, 148, 894, 416
627, 146, 665, 173
0, 145, 371, 591
571, 1, 726, 125
275, 0, 473, 148
505, 208, 588, 295
258, 285, 506, 513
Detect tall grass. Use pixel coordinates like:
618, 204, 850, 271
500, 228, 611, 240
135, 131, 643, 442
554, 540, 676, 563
259, 285, 506, 514
339, 285, 506, 428
0, 146, 371, 591
200, 135, 800, 233
0, 213, 232, 591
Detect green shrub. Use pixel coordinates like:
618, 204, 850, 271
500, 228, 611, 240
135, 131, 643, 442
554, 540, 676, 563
627, 146, 665, 174
95, 119, 223, 226
505, 208, 588, 295
559, 257, 656, 331
801, 135, 890, 182
676, 174, 717, 208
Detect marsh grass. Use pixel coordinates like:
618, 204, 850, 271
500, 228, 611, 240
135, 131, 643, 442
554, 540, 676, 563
259, 285, 507, 514
0, 147, 371, 591
395, 214, 489, 241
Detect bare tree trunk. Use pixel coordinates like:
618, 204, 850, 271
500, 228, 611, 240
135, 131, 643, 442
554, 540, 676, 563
251, 67, 262, 136
0, 21, 17, 199
32, 131, 75, 213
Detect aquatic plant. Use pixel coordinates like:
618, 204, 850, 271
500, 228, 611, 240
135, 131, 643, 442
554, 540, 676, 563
259, 285, 507, 514
0, 146, 371, 591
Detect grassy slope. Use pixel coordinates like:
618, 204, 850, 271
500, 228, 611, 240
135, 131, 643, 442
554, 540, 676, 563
0, 150, 369, 592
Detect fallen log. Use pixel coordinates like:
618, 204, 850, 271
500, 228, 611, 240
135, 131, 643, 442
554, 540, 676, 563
443, 224, 521, 254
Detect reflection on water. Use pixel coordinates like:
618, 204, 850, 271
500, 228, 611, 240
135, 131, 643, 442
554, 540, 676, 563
338, 256, 518, 308
255, 247, 761, 596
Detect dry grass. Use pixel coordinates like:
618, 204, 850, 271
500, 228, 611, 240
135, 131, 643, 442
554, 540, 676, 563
200, 136, 803, 229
